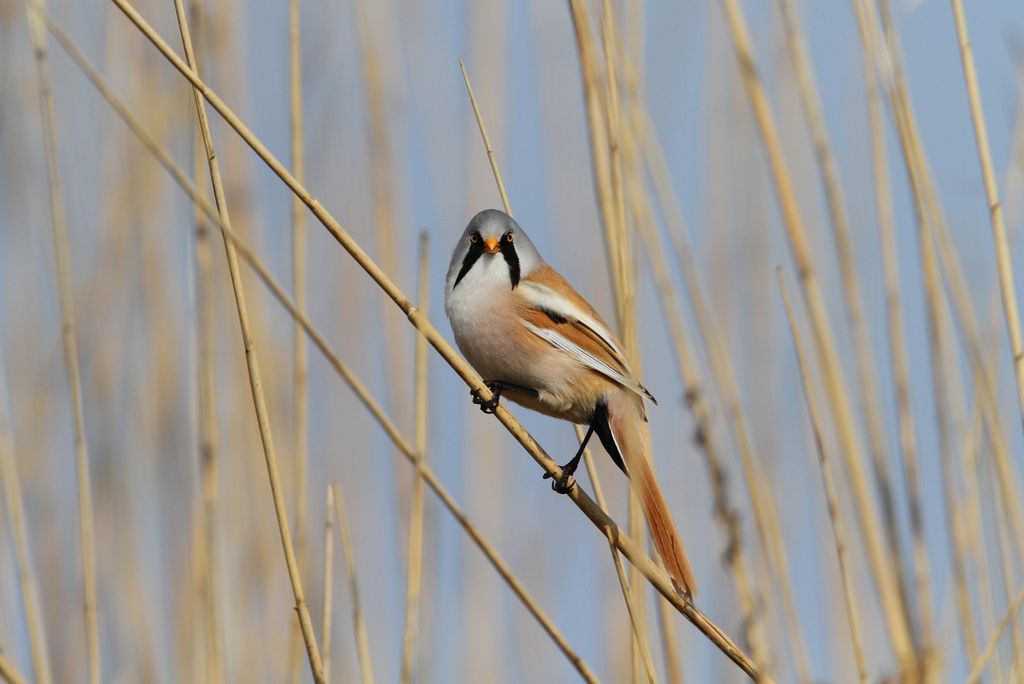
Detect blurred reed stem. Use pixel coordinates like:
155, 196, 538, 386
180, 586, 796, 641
186, 1, 225, 679
0, 364, 51, 683
286, 0, 310, 681
777, 270, 868, 684
399, 233, 430, 684
321, 485, 336, 683
330, 481, 375, 684
24, 7, 100, 682
949, 0, 1024, 442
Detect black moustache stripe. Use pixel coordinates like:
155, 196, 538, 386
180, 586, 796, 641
501, 238, 520, 289
452, 236, 484, 289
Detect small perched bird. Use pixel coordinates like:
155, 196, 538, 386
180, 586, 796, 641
444, 209, 697, 598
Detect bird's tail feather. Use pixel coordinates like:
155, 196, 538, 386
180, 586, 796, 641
608, 395, 698, 599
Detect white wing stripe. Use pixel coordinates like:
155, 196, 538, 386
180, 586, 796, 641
521, 320, 650, 400
518, 282, 625, 361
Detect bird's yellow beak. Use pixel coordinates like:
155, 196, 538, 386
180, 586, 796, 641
483, 236, 500, 254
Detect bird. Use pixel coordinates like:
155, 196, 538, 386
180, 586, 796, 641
444, 208, 697, 599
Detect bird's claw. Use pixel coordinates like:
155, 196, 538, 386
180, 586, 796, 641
471, 383, 500, 414
543, 469, 577, 494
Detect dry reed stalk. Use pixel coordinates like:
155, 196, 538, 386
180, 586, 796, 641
399, 233, 430, 684
777, 0, 925, 650
948, 0, 1024, 438
576, 424, 659, 684
321, 485, 335, 683
168, 0, 325, 679
966, 584, 1024, 684
99, 3, 765, 675
962, 398, 1003, 679
24, 7, 100, 682
328, 481, 374, 684
0, 365, 51, 684
186, 2, 225, 679
286, 0, 310, 681
777, 270, 868, 684
719, 0, 915, 666
0, 656, 28, 684
593, 7, 651, 678
460, 60, 511, 215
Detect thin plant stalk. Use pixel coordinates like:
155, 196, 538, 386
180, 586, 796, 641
460, 60, 511, 216
577, 425, 659, 684
949, 0, 1024, 439
100, 4, 766, 675
966, 584, 1024, 684
286, 0, 310, 680
322, 486, 335, 683
24, 7, 100, 682
169, 0, 325, 679
186, 1, 225, 679
777, 271, 868, 684
0, 364, 52, 684
330, 482, 375, 684
399, 233, 430, 684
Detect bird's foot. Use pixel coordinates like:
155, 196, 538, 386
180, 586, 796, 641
543, 452, 583, 494
471, 381, 502, 414
471, 381, 539, 414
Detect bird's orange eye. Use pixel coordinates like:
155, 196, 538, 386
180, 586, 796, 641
504, 232, 514, 242
470, 233, 479, 243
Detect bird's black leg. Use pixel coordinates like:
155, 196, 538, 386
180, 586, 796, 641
544, 424, 595, 494
470, 380, 538, 414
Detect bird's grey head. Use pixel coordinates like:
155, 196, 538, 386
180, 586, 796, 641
445, 209, 542, 292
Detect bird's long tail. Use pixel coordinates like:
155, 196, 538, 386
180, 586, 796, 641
607, 393, 698, 599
